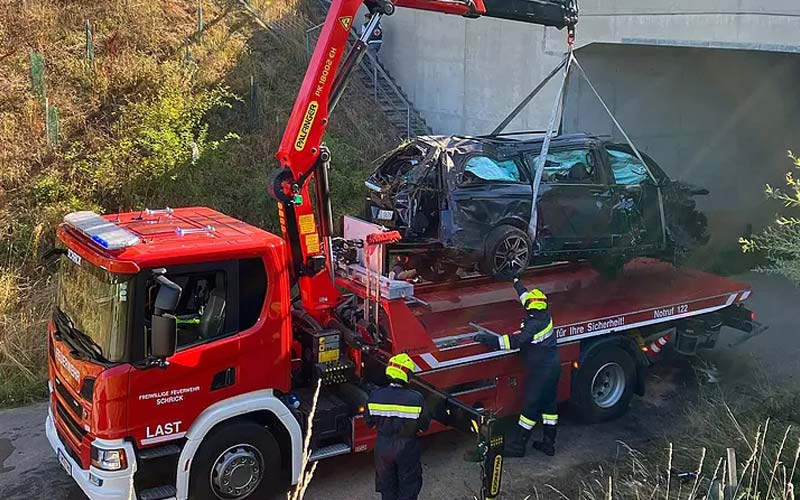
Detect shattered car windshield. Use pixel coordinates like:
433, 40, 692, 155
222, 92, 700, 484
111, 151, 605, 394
368, 142, 431, 187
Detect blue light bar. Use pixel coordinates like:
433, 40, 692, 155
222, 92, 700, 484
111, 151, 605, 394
64, 211, 140, 250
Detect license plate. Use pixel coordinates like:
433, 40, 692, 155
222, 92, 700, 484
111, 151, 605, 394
57, 449, 72, 476
376, 209, 393, 221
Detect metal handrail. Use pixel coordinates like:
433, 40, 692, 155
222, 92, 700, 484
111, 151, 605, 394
304, 22, 425, 137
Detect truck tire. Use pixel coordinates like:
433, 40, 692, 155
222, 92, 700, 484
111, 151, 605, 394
480, 225, 531, 280
572, 346, 635, 423
189, 421, 282, 500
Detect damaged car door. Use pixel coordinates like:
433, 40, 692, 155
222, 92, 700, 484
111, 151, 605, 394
604, 144, 665, 252
448, 153, 533, 273
525, 144, 615, 255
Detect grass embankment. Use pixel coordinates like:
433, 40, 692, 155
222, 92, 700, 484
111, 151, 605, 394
0, 0, 396, 406
576, 377, 800, 500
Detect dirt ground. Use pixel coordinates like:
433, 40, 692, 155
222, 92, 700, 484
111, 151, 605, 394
0, 272, 796, 500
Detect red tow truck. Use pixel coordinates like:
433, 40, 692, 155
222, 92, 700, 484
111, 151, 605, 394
44, 1, 763, 499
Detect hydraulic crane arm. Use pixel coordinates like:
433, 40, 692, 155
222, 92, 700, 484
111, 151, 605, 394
269, 0, 577, 319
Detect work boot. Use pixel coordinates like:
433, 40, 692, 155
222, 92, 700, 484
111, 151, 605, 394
503, 426, 532, 458
532, 425, 557, 457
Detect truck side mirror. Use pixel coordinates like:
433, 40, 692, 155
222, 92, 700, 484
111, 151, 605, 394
148, 272, 182, 364
151, 314, 177, 359
154, 274, 182, 314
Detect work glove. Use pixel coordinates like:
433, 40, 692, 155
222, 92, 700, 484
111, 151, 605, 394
474, 333, 499, 350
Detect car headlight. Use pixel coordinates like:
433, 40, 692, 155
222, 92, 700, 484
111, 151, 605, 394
91, 445, 127, 471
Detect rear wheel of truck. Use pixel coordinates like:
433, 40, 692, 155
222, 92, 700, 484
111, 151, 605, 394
481, 225, 531, 280
189, 421, 282, 500
572, 346, 635, 423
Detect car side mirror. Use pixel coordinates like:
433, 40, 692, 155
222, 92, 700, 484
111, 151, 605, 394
151, 314, 177, 360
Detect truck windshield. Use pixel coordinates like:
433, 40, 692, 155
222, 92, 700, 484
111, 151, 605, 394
56, 255, 132, 363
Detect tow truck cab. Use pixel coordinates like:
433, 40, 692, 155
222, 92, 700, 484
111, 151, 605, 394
46, 207, 297, 499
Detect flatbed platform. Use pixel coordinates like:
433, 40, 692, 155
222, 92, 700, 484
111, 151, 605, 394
373, 259, 751, 374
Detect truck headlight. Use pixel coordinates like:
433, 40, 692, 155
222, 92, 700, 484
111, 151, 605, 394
91, 445, 127, 471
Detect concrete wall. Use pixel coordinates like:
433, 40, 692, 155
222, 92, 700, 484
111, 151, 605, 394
377, 1, 800, 259
563, 44, 800, 255
379, 1, 800, 135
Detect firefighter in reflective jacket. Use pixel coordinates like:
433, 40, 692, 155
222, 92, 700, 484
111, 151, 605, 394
474, 277, 560, 457
367, 353, 430, 500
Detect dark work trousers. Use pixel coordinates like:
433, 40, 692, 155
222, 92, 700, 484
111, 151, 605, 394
521, 346, 561, 426
374, 434, 423, 500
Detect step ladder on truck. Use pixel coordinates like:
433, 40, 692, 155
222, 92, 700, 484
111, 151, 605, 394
43, 1, 765, 500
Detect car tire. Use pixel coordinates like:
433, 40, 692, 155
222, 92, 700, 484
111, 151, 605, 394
572, 346, 636, 423
189, 421, 282, 500
417, 259, 459, 282
481, 225, 532, 280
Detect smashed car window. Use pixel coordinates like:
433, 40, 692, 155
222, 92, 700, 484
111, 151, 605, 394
607, 149, 648, 185
528, 149, 597, 184
463, 156, 523, 183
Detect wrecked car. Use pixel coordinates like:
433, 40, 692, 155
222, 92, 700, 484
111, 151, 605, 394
365, 133, 709, 280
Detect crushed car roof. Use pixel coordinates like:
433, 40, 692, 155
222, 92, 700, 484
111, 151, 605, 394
412, 133, 601, 155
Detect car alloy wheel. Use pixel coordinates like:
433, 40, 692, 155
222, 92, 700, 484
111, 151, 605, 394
493, 234, 530, 275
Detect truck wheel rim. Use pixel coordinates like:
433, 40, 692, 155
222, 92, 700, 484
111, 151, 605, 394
210, 444, 264, 499
591, 362, 625, 409
494, 235, 529, 274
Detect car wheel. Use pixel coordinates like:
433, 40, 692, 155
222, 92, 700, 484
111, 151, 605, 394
590, 256, 626, 278
481, 225, 531, 280
189, 421, 282, 500
572, 346, 636, 423
417, 259, 459, 282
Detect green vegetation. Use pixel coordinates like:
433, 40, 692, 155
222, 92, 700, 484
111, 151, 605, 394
741, 152, 800, 284
0, 0, 396, 406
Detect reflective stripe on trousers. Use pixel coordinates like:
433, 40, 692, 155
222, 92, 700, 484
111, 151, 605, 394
542, 413, 558, 426
518, 414, 537, 430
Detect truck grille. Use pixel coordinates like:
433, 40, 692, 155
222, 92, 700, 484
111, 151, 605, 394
54, 377, 82, 416
56, 427, 82, 466
56, 400, 87, 442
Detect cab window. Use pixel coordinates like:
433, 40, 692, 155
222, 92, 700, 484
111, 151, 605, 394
145, 267, 232, 350
462, 156, 525, 184
527, 148, 599, 184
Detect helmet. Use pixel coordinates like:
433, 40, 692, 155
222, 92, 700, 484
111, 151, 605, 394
386, 353, 415, 383
521, 288, 547, 311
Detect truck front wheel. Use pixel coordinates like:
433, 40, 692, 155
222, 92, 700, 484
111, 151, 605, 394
190, 421, 282, 500
572, 346, 635, 423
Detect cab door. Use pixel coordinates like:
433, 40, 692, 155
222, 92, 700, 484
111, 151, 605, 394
525, 145, 615, 253
127, 260, 241, 449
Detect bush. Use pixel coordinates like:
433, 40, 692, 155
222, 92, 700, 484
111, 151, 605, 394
741, 152, 800, 283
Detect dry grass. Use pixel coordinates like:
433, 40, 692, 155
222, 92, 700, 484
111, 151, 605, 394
0, 0, 397, 407
574, 381, 800, 500
287, 378, 322, 500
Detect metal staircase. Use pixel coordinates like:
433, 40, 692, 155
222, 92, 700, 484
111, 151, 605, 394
304, 5, 433, 138
237, 0, 432, 138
